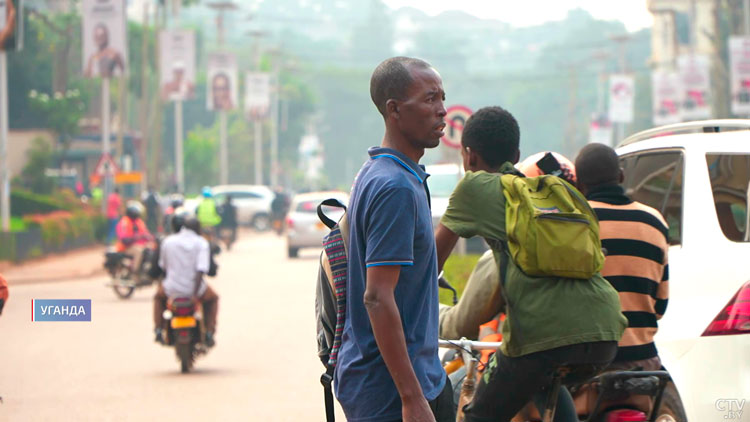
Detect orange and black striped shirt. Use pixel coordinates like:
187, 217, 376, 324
587, 184, 669, 363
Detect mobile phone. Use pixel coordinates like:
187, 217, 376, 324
536, 152, 563, 176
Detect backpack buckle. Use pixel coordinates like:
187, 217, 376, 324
320, 372, 333, 387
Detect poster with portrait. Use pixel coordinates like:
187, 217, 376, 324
608, 74, 635, 123
0, 0, 23, 51
677, 54, 712, 120
206, 52, 238, 111
81, 0, 127, 78
729, 36, 750, 115
159, 29, 196, 102
244, 72, 271, 120
652, 70, 682, 126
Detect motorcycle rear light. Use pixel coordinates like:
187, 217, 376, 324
702, 281, 750, 336
179, 331, 188, 336
606, 409, 647, 422
286, 217, 294, 229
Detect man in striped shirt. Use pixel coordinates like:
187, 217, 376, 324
575, 143, 669, 371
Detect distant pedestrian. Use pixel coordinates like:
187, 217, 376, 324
144, 186, 161, 234
106, 187, 122, 245
0, 273, 8, 316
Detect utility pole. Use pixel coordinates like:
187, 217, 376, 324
0, 52, 9, 231
248, 30, 265, 185
208, 2, 238, 186
139, 2, 150, 190
610, 34, 631, 143
745, 0, 750, 35
564, 64, 579, 157
269, 48, 282, 188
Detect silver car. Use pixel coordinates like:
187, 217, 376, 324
286, 191, 348, 258
184, 185, 274, 230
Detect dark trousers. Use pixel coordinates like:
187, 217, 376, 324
464, 341, 618, 422
395, 375, 455, 422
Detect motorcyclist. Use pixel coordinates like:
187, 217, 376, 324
434, 107, 625, 422
115, 202, 153, 285
153, 214, 219, 347
270, 187, 289, 234
163, 194, 184, 234
218, 195, 237, 249
196, 186, 221, 239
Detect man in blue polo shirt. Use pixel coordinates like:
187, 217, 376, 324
334, 57, 452, 422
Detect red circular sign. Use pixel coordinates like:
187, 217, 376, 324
441, 105, 473, 149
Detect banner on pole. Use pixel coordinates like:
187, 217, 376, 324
0, 0, 23, 51
244, 72, 271, 120
159, 29, 196, 102
677, 54, 712, 120
729, 36, 750, 115
207, 52, 238, 111
652, 70, 682, 126
82, 0, 127, 78
608, 74, 634, 123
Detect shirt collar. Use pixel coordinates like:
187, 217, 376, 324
585, 183, 633, 205
499, 161, 525, 177
368, 147, 428, 183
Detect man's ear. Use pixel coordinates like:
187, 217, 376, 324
512, 149, 521, 165
385, 99, 399, 119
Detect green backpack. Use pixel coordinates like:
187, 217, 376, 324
500, 174, 604, 279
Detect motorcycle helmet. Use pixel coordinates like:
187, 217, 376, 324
125, 201, 144, 219
171, 207, 190, 233
517, 151, 577, 185
202, 186, 212, 198
170, 193, 184, 209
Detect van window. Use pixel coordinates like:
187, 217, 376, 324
706, 154, 750, 242
620, 151, 684, 245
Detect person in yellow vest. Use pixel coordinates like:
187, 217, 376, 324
116, 202, 153, 284
196, 186, 221, 239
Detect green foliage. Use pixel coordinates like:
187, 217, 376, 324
27, 88, 87, 149
18, 137, 56, 195
184, 125, 219, 194
439, 254, 481, 306
9, 216, 26, 232
10, 188, 67, 216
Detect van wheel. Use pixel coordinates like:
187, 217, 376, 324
288, 247, 299, 258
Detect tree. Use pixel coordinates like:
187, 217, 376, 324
20, 137, 57, 194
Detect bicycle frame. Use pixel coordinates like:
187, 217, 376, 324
439, 339, 501, 422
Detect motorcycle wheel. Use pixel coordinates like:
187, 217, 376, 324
654, 381, 686, 422
177, 342, 194, 374
112, 266, 135, 299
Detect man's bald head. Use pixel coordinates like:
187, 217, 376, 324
575, 143, 622, 191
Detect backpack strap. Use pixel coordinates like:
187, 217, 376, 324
321, 365, 335, 422
317, 198, 347, 229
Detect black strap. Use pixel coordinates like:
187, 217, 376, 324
317, 198, 347, 230
321, 365, 335, 422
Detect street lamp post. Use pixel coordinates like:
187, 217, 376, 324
208, 1, 237, 186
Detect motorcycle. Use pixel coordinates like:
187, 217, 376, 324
440, 339, 684, 422
103, 247, 156, 299
159, 297, 209, 373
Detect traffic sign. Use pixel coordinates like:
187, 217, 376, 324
441, 105, 473, 149
93, 153, 120, 176
115, 171, 143, 184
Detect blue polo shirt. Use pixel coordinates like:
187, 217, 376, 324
334, 147, 445, 422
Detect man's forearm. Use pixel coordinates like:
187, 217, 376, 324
365, 289, 423, 402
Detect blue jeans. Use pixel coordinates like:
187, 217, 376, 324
107, 218, 118, 244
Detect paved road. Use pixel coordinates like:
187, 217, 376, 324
0, 232, 346, 421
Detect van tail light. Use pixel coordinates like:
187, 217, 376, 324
606, 409, 647, 422
286, 217, 294, 230
702, 281, 750, 336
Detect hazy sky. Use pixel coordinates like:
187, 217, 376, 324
381, 0, 653, 30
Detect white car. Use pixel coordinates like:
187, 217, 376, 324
286, 191, 349, 258
185, 185, 274, 230
616, 120, 750, 422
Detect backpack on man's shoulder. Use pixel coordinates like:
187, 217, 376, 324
314, 198, 349, 422
498, 172, 604, 279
